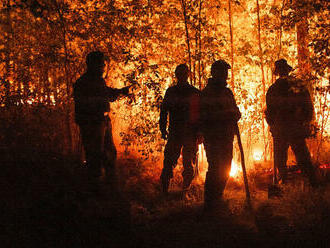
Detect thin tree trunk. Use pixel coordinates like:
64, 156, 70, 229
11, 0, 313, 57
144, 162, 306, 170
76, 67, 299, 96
272, 0, 285, 84
180, 0, 192, 78
256, 0, 267, 161
228, 0, 235, 92
316, 89, 330, 162
54, 1, 73, 154
256, 0, 266, 99
295, 2, 317, 159
295, 0, 311, 78
277, 0, 285, 59
296, 16, 311, 78
52, 70, 58, 105
45, 70, 52, 105
4, 0, 12, 107
193, 33, 197, 86
198, 0, 202, 90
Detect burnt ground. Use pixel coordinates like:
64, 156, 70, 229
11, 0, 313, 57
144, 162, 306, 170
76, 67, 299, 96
1, 148, 330, 248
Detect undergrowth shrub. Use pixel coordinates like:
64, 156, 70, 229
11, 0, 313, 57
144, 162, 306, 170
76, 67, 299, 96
0, 104, 79, 155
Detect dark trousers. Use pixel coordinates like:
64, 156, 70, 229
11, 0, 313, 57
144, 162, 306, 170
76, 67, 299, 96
79, 119, 117, 179
203, 132, 234, 207
161, 131, 197, 189
273, 135, 316, 185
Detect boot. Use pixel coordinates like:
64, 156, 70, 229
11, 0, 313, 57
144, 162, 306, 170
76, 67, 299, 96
161, 177, 170, 194
160, 166, 174, 194
182, 164, 194, 191
182, 175, 193, 191
204, 172, 217, 211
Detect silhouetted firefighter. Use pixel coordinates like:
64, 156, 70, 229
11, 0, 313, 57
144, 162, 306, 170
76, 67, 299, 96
265, 59, 318, 187
159, 64, 201, 194
74, 51, 131, 188
201, 60, 241, 211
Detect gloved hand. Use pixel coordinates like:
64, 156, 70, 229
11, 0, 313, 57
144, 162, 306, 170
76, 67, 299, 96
121, 86, 130, 96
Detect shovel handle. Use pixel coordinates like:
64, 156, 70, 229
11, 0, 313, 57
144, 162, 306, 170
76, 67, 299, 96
236, 124, 251, 202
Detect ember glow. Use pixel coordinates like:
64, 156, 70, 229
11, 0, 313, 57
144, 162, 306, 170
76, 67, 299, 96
196, 144, 207, 181
196, 144, 242, 181
253, 149, 263, 162
230, 160, 242, 179
319, 164, 330, 169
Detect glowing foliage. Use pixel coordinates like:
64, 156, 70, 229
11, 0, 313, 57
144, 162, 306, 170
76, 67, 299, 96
0, 0, 328, 164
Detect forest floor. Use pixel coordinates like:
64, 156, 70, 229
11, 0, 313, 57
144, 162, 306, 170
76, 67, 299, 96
1, 147, 330, 248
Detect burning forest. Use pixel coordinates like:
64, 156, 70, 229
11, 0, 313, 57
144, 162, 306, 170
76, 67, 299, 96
0, 0, 329, 247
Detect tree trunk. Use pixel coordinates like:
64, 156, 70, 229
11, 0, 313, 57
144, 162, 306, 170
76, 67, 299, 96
228, 0, 235, 92
256, 0, 267, 161
296, 16, 311, 78
271, 0, 286, 84
193, 33, 197, 86
181, 0, 192, 78
277, 0, 285, 59
198, 0, 202, 90
41, 67, 50, 105
256, 0, 266, 98
4, 0, 12, 107
55, 1, 73, 154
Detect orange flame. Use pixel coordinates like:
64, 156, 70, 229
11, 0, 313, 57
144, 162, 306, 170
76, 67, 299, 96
253, 149, 263, 161
230, 160, 242, 179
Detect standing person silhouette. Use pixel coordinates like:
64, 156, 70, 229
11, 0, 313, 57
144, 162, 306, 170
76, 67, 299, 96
74, 51, 131, 189
159, 64, 201, 194
265, 59, 318, 187
200, 60, 241, 211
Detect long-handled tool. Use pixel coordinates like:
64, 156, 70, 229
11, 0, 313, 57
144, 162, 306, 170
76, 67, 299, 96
235, 124, 251, 205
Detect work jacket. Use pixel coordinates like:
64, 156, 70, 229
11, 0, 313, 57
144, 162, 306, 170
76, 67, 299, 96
265, 76, 314, 137
74, 72, 123, 125
159, 82, 200, 135
200, 78, 241, 138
